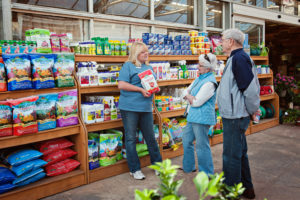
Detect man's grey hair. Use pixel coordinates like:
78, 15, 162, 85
222, 28, 245, 46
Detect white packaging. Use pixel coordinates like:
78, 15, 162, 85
95, 103, 104, 122
89, 63, 99, 86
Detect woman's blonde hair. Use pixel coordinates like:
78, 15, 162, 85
127, 42, 149, 67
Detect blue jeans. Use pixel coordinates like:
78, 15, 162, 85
222, 116, 253, 189
120, 110, 162, 173
182, 122, 214, 175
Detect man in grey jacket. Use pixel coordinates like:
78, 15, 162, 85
217, 29, 260, 199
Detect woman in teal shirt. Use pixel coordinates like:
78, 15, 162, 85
118, 42, 162, 180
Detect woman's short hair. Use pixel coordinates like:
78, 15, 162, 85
127, 42, 149, 67
198, 53, 217, 71
222, 28, 245, 46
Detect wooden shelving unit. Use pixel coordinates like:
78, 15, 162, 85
73, 54, 279, 185
0, 68, 87, 199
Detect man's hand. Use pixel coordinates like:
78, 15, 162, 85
141, 89, 151, 98
251, 109, 261, 122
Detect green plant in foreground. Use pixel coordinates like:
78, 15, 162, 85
135, 159, 245, 200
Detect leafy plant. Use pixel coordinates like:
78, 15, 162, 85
149, 159, 185, 200
283, 109, 300, 124
274, 73, 297, 95
135, 160, 245, 200
194, 172, 244, 200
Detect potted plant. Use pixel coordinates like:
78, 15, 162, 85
274, 73, 297, 98
283, 109, 300, 125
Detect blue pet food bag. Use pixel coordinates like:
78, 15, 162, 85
36, 93, 58, 131
0, 183, 15, 194
0, 166, 16, 184
16, 171, 46, 187
29, 54, 55, 89
6, 149, 43, 167
13, 168, 44, 185
11, 159, 47, 177
2, 54, 32, 91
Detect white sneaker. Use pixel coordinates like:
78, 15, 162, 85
130, 170, 145, 180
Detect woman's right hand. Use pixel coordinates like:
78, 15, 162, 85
140, 89, 151, 98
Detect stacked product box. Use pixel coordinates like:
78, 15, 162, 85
188, 30, 211, 55
142, 33, 192, 55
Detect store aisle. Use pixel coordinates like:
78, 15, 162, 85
43, 125, 300, 200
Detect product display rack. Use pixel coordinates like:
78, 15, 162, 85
74, 54, 279, 184
0, 76, 87, 200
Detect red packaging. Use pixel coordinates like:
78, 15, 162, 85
138, 69, 159, 94
36, 138, 74, 155
0, 101, 13, 137
9, 96, 39, 136
43, 148, 77, 166
45, 159, 80, 176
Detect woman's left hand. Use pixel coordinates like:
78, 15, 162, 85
186, 94, 195, 104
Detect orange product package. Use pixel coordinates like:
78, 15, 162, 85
138, 69, 159, 95
0, 57, 7, 91
9, 96, 39, 136
0, 101, 13, 137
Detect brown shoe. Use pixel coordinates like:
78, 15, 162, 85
242, 188, 255, 199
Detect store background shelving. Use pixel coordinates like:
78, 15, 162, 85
74, 54, 279, 184
0, 54, 279, 198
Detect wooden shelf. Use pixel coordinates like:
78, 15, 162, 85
258, 73, 273, 79
251, 118, 279, 134
162, 146, 184, 160
158, 79, 194, 86
0, 169, 85, 200
210, 134, 223, 146
0, 124, 80, 150
0, 86, 76, 101
89, 156, 151, 183
85, 119, 123, 132
159, 109, 185, 119
251, 56, 269, 61
260, 93, 277, 101
80, 84, 119, 94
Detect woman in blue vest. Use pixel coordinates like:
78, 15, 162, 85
181, 53, 217, 175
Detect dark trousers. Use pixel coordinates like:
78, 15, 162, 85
222, 116, 254, 189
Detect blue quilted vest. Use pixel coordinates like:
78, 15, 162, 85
186, 72, 217, 125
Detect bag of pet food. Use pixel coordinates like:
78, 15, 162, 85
9, 96, 38, 136
36, 138, 74, 155
0, 165, 16, 184
105, 129, 123, 161
0, 57, 7, 91
2, 54, 32, 91
43, 148, 77, 166
36, 93, 58, 131
0, 101, 13, 137
50, 34, 61, 53
15, 171, 46, 187
0, 183, 15, 194
88, 140, 100, 170
56, 89, 78, 127
11, 159, 47, 177
168, 118, 184, 145
99, 133, 120, 166
53, 54, 75, 87
138, 69, 159, 94
4, 149, 43, 167
29, 54, 55, 89
59, 34, 71, 52
45, 159, 80, 176
13, 168, 44, 185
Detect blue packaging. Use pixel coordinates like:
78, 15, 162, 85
0, 183, 15, 194
0, 166, 16, 184
187, 50, 192, 55
6, 149, 43, 167
142, 39, 150, 45
175, 50, 181, 55
11, 159, 47, 177
164, 45, 172, 55
15, 171, 46, 187
152, 45, 159, 55
148, 45, 153, 55
29, 54, 55, 89
175, 35, 182, 41
174, 41, 180, 46
2, 54, 33, 91
88, 140, 100, 170
13, 168, 44, 185
157, 34, 164, 45
174, 45, 181, 50
158, 45, 164, 55
36, 93, 58, 131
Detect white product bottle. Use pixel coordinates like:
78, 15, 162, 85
89, 62, 99, 86
95, 103, 104, 122
79, 62, 90, 86
110, 99, 118, 120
